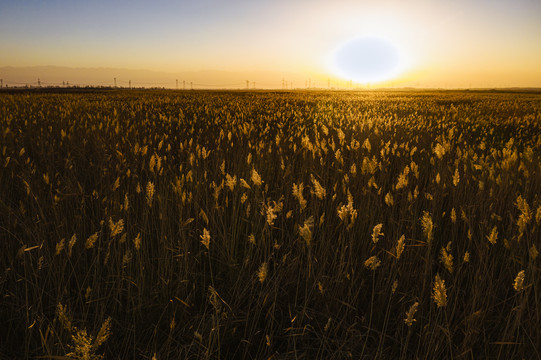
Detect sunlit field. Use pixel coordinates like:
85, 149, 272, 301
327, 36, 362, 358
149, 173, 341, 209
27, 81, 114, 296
1, 89, 540, 359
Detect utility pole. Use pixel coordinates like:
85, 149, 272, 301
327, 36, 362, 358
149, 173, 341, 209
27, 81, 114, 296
129, 80, 131, 89
190, 81, 193, 90
176, 79, 178, 90
246, 80, 249, 89
114, 78, 117, 88
183, 80, 186, 90
38, 78, 41, 87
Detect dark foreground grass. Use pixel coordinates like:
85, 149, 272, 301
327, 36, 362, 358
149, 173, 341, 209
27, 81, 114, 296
1, 89, 540, 359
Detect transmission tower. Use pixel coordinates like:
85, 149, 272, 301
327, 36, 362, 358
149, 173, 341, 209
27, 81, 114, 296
183, 80, 186, 90
114, 78, 117, 88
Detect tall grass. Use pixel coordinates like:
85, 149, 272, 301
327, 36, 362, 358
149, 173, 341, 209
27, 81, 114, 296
1, 89, 540, 359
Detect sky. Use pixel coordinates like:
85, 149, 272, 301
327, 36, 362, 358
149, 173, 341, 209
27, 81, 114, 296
1, 0, 541, 88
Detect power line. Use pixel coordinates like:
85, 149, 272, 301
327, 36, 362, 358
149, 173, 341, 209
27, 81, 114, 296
0, 77, 287, 89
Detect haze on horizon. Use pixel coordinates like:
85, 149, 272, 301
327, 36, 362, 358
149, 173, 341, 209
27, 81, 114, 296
1, 0, 541, 89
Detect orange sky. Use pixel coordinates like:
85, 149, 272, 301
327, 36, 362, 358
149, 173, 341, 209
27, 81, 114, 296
1, 0, 540, 88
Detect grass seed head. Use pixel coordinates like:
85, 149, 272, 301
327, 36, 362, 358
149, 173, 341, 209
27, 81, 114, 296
108, 218, 124, 238
310, 175, 326, 200
364, 255, 381, 270
396, 235, 405, 260
258, 262, 268, 283
404, 302, 419, 326
453, 168, 460, 186
298, 217, 314, 246
513, 270, 525, 291
421, 211, 434, 244
146, 181, 155, 207
200, 228, 210, 250
251, 168, 262, 186
372, 223, 384, 244
56, 303, 72, 331
487, 226, 498, 245
432, 274, 447, 307
440, 246, 454, 273
56, 238, 65, 255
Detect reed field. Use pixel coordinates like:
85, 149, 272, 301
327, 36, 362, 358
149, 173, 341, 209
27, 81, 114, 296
1, 89, 541, 359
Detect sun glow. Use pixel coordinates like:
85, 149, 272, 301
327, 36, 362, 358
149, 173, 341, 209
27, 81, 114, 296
330, 35, 407, 84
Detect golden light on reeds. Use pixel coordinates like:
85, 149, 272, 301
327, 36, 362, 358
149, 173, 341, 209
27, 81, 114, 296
440, 245, 453, 274
364, 255, 381, 270
452, 168, 460, 187
298, 217, 314, 246
513, 270, 525, 292
487, 226, 498, 245
432, 274, 447, 307
56, 238, 65, 255
67, 234, 77, 257
109, 218, 124, 238
404, 301, 419, 327
251, 168, 262, 187
133, 233, 141, 250
292, 183, 307, 210
515, 195, 531, 238
421, 212, 434, 244
258, 262, 268, 283
225, 173, 237, 191
396, 235, 405, 260
146, 181, 155, 207
200, 228, 210, 250
371, 223, 383, 244
310, 175, 326, 200
3, 89, 541, 358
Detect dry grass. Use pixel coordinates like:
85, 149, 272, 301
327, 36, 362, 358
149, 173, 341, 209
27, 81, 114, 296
1, 89, 540, 359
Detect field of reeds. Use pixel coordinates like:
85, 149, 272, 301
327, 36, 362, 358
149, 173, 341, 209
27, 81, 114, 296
1, 89, 540, 359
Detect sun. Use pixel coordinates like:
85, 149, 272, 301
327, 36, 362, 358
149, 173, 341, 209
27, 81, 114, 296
330, 36, 404, 84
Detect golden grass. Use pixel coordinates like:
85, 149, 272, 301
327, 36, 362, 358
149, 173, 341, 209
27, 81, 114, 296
1, 89, 540, 359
